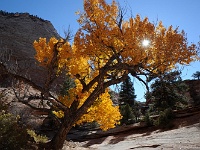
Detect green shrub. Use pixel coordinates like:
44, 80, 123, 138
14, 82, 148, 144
156, 108, 174, 129
144, 113, 153, 126
0, 112, 29, 150
120, 104, 135, 125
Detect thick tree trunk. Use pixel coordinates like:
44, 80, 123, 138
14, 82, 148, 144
44, 101, 80, 150
50, 123, 72, 150
41, 114, 75, 150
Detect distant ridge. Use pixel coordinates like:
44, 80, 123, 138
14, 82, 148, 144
0, 10, 48, 22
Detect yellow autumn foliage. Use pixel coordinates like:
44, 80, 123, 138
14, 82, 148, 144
52, 110, 64, 119
76, 90, 121, 131
75, 0, 198, 73
33, 37, 71, 72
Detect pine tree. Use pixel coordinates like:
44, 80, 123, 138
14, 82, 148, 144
120, 104, 135, 125
150, 71, 189, 111
192, 71, 200, 80
119, 76, 137, 124
60, 75, 75, 96
119, 76, 136, 107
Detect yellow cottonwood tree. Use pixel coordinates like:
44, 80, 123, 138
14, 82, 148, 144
32, 0, 198, 149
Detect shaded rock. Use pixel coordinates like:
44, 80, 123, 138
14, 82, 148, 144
0, 11, 61, 88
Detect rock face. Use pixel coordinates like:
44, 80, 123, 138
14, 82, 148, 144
0, 11, 60, 87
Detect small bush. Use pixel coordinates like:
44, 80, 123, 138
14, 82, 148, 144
120, 104, 135, 125
144, 113, 153, 126
0, 112, 29, 150
156, 108, 174, 129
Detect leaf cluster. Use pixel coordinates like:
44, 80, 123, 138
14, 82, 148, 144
27, 129, 48, 144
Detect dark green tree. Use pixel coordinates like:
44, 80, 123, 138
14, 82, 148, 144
119, 76, 136, 107
120, 104, 135, 125
132, 101, 141, 122
60, 75, 75, 96
192, 71, 200, 80
119, 76, 137, 124
149, 71, 189, 111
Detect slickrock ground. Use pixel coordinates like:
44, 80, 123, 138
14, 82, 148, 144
62, 111, 200, 150
62, 123, 200, 150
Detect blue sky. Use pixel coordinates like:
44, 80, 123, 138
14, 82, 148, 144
0, 0, 200, 101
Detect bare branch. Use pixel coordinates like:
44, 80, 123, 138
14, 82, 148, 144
64, 25, 73, 41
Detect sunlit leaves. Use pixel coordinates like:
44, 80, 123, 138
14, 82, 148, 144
52, 110, 64, 119
34, 37, 71, 72
34, 37, 56, 66
76, 89, 122, 131
75, 1, 198, 74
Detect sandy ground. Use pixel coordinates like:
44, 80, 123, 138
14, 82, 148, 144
62, 123, 200, 150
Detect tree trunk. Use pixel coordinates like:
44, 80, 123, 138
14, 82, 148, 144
45, 101, 81, 150
50, 123, 71, 150
41, 115, 74, 150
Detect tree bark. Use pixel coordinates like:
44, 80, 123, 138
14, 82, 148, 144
50, 121, 72, 150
